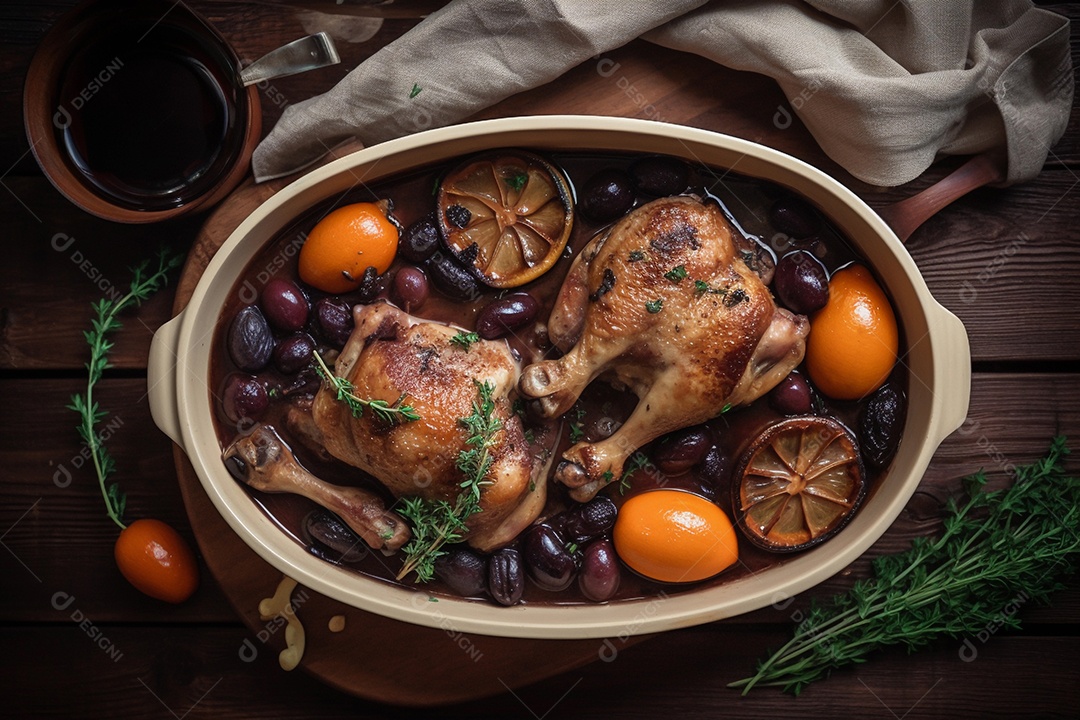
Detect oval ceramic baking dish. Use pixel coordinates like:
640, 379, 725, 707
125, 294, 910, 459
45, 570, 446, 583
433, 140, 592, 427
148, 116, 970, 639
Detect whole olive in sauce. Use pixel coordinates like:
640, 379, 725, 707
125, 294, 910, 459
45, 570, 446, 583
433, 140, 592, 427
424, 251, 483, 301
769, 371, 814, 416
475, 293, 539, 340
523, 525, 576, 592
554, 495, 617, 543
222, 373, 268, 422
303, 510, 368, 563
651, 426, 712, 475
391, 266, 430, 311
631, 155, 689, 196
314, 297, 354, 348
434, 547, 488, 597
578, 168, 635, 221
272, 333, 315, 375
488, 547, 524, 606
579, 538, 620, 602
860, 381, 906, 470
228, 305, 274, 372
260, 278, 309, 333
400, 214, 441, 263
773, 251, 829, 314
769, 196, 822, 239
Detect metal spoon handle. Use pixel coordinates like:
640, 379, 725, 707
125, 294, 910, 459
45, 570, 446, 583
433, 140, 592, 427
240, 32, 340, 87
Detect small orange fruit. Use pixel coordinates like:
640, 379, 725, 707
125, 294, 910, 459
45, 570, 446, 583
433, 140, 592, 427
613, 489, 739, 583
733, 417, 864, 552
114, 519, 199, 603
437, 151, 573, 288
299, 201, 399, 293
805, 264, 898, 400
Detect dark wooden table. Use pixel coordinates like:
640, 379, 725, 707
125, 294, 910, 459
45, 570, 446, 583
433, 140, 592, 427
2, 2, 1078, 717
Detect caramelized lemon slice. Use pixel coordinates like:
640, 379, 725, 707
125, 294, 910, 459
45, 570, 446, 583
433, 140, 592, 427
733, 417, 865, 552
437, 151, 574, 288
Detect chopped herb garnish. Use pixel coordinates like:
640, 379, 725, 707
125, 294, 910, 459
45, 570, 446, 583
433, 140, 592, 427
505, 171, 527, 192
397, 380, 501, 582
628, 250, 647, 263
312, 350, 421, 426
664, 265, 688, 282
569, 422, 585, 443
645, 298, 663, 314
619, 453, 651, 494
566, 542, 579, 555
409, 83, 422, 98
524, 428, 536, 444
694, 279, 711, 294
450, 331, 480, 351
721, 402, 733, 414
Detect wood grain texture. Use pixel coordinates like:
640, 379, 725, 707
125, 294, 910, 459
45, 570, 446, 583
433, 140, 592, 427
3, 626, 1077, 718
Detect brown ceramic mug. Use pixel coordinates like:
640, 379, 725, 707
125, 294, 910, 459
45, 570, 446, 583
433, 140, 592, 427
24, 0, 261, 223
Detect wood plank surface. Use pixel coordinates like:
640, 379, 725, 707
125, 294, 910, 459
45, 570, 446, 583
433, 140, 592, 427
1, 0, 1078, 715
2, 626, 1077, 718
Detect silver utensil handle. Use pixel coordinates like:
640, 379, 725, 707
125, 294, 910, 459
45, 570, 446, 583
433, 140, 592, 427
240, 32, 341, 87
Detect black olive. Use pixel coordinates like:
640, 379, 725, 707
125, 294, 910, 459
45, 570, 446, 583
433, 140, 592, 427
860, 382, 906, 470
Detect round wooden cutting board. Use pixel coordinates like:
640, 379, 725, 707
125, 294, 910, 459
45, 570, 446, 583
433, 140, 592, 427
169, 152, 650, 707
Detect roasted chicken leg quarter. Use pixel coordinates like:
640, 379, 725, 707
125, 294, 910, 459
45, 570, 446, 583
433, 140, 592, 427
226, 303, 547, 554
519, 195, 809, 501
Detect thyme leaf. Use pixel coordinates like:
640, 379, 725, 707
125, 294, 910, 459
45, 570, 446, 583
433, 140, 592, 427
67, 247, 183, 531
505, 171, 528, 192
664, 265, 688, 282
397, 380, 501, 582
312, 351, 421, 426
450, 331, 480, 351
731, 437, 1080, 695
645, 298, 663, 314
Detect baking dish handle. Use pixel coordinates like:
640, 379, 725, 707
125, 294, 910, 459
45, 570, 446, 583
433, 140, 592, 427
148, 311, 185, 449
927, 302, 971, 445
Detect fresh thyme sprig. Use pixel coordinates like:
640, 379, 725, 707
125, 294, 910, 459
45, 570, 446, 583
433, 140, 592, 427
731, 437, 1080, 694
311, 350, 420, 426
396, 380, 501, 582
67, 247, 183, 531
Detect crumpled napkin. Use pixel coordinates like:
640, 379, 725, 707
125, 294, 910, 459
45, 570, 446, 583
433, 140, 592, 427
252, 0, 1072, 187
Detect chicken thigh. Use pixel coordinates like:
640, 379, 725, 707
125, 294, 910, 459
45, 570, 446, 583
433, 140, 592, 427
227, 303, 546, 553
519, 195, 809, 501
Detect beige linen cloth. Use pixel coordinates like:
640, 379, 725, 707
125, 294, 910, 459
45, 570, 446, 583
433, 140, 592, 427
252, 0, 1072, 187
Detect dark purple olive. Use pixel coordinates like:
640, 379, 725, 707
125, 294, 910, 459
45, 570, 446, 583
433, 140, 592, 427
630, 155, 689, 196
556, 495, 617, 543
769, 196, 821, 239
400, 214, 441, 263
355, 266, 385, 303
434, 547, 488, 597
303, 510, 367, 563
488, 547, 524, 606
860, 381, 906, 470
391, 266, 430, 311
222, 373, 268, 422
773, 251, 829, 314
425, 251, 483, 300
651, 426, 712, 475
445, 204, 471, 229
260, 278, 309, 333
578, 168, 635, 221
699, 445, 732, 487
770, 372, 813, 415
579, 539, 620, 602
523, 525, 576, 592
272, 333, 315, 375
314, 297, 353, 348
228, 305, 274, 372
475, 293, 539, 340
